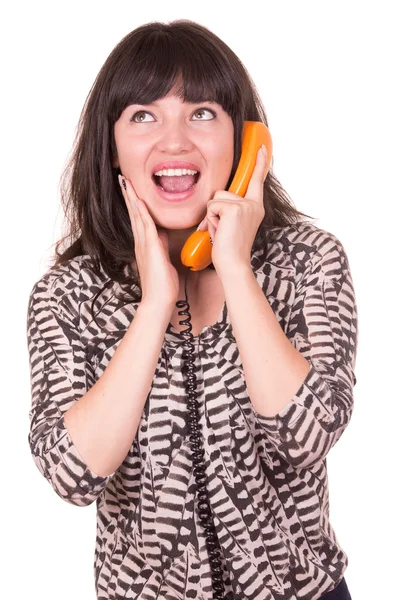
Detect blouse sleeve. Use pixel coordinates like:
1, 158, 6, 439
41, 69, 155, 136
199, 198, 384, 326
253, 232, 359, 468
26, 268, 115, 506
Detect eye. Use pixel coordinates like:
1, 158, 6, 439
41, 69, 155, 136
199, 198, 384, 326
130, 110, 155, 123
192, 108, 216, 121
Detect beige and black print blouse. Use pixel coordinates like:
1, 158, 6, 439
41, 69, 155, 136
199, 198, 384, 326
27, 220, 358, 600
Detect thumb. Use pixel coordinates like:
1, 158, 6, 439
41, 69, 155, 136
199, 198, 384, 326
197, 216, 208, 231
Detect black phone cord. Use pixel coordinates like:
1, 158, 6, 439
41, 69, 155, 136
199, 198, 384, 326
175, 267, 227, 600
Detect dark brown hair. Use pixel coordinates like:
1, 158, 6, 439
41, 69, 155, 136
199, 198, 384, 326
52, 19, 314, 307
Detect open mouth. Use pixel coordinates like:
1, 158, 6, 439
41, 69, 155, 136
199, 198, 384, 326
152, 171, 200, 193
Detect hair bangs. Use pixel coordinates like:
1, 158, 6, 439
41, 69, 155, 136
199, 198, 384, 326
109, 24, 242, 124
177, 53, 240, 119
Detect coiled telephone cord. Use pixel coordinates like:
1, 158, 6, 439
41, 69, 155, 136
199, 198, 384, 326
175, 267, 227, 600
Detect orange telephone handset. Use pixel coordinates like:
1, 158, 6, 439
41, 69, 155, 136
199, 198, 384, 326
180, 121, 273, 271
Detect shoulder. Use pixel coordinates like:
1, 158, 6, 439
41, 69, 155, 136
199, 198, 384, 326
27, 255, 110, 324
251, 220, 354, 297
259, 220, 352, 283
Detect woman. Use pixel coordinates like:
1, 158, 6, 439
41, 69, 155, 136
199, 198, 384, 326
26, 20, 357, 600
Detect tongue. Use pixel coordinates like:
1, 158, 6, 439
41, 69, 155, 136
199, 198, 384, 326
159, 175, 196, 193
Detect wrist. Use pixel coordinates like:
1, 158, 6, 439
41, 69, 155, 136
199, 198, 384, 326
137, 299, 175, 320
215, 262, 253, 282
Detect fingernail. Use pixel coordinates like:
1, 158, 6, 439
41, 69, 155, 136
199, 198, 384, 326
196, 217, 208, 231
261, 144, 267, 156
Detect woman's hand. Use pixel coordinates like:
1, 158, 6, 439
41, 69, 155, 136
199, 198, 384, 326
198, 146, 267, 277
118, 175, 180, 308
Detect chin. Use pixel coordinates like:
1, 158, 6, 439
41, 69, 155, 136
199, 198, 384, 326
167, 223, 199, 232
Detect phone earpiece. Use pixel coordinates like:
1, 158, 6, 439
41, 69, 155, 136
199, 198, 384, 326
180, 121, 273, 271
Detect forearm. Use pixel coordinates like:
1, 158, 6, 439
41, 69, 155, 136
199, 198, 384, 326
64, 301, 172, 478
221, 266, 311, 418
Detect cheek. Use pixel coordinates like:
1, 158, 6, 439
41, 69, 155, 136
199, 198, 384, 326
220, 144, 234, 179
210, 138, 233, 174
116, 144, 144, 179
219, 130, 234, 170
114, 125, 143, 167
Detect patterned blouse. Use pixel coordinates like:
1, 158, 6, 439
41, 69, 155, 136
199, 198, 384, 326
27, 220, 358, 600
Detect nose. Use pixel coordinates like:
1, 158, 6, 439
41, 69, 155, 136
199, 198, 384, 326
155, 123, 195, 154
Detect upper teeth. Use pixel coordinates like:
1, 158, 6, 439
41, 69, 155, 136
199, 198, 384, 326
154, 168, 198, 177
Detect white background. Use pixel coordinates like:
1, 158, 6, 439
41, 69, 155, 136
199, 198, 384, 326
1, 1, 396, 598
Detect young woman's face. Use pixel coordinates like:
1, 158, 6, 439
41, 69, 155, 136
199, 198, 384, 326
113, 92, 234, 229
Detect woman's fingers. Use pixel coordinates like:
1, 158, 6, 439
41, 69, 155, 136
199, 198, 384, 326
119, 174, 157, 235
118, 174, 145, 241
119, 174, 138, 218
